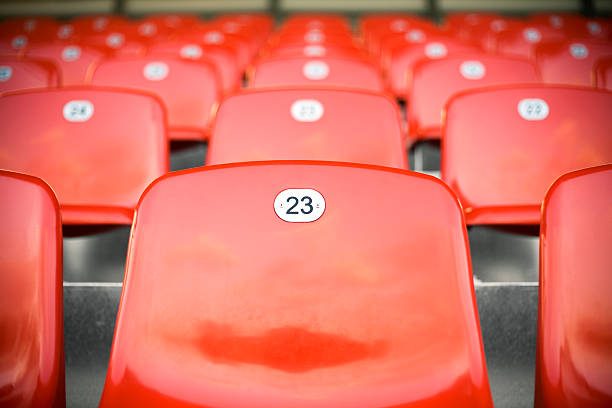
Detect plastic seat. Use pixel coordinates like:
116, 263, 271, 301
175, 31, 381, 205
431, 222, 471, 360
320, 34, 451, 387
248, 56, 384, 91
495, 24, 567, 60
208, 88, 407, 168
0, 58, 59, 92
98, 160, 493, 408
535, 164, 612, 408
147, 38, 241, 93
359, 14, 435, 58
385, 36, 478, 98
407, 54, 540, 141
593, 56, 612, 90
24, 43, 107, 86
535, 41, 612, 86
91, 56, 221, 141
0, 88, 168, 225
441, 86, 612, 226
0, 170, 64, 408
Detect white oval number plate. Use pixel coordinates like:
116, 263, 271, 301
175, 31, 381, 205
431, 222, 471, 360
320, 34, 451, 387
62, 46, 81, 62
425, 42, 447, 59
274, 189, 325, 223
0, 66, 13, 82
460, 60, 486, 80
143, 62, 169, 81
517, 98, 549, 121
180, 44, 202, 59
569, 43, 588, 59
302, 61, 329, 80
63, 100, 94, 122
290, 99, 324, 122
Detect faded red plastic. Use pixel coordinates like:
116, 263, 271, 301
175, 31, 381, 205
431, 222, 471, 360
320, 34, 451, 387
0, 88, 168, 225
249, 56, 384, 91
207, 88, 407, 168
0, 58, 59, 92
98, 161, 493, 408
535, 164, 612, 408
442, 85, 612, 225
24, 43, 107, 86
91, 56, 221, 141
535, 41, 612, 86
0, 170, 64, 408
407, 54, 540, 141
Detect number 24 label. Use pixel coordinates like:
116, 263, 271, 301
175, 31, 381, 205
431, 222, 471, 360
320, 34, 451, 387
274, 189, 325, 223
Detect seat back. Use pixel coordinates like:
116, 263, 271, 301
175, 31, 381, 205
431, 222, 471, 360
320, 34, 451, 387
0, 170, 64, 408
0, 88, 168, 225
99, 161, 493, 408
442, 85, 612, 225
248, 56, 384, 91
594, 56, 612, 90
407, 54, 540, 141
91, 56, 221, 141
536, 164, 612, 408
0, 58, 59, 92
208, 88, 407, 168
535, 41, 612, 86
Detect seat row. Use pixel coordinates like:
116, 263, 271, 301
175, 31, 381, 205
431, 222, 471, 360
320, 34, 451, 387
361, 12, 612, 100
2, 162, 610, 407
1, 84, 610, 227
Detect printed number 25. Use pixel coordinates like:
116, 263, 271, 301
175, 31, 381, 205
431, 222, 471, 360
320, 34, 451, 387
286, 196, 313, 215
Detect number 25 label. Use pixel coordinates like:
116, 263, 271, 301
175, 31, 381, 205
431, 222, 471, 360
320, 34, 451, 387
274, 189, 325, 223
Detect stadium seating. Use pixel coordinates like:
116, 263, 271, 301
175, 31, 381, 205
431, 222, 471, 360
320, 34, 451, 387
384, 36, 478, 98
0, 88, 168, 225
0, 170, 64, 408
535, 40, 612, 86
535, 164, 612, 408
248, 56, 384, 91
0, 58, 59, 92
98, 161, 493, 408
24, 43, 107, 86
407, 54, 541, 142
594, 56, 612, 90
91, 56, 221, 141
442, 85, 612, 225
207, 88, 407, 168
495, 24, 567, 59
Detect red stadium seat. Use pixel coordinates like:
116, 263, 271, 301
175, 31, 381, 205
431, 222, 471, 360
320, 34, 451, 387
594, 56, 612, 90
0, 88, 168, 225
495, 24, 567, 60
359, 14, 435, 58
0, 58, 59, 92
208, 88, 407, 168
407, 54, 540, 141
0, 33, 30, 57
98, 161, 493, 408
147, 38, 241, 93
441, 86, 612, 225
535, 41, 612, 86
24, 43, 107, 86
535, 164, 612, 408
91, 56, 221, 141
385, 36, 478, 98
248, 56, 384, 91
0, 170, 64, 408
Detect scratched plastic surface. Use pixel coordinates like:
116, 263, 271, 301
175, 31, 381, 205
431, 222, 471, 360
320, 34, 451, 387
248, 56, 384, 91
442, 86, 612, 225
0, 88, 168, 225
99, 161, 493, 408
535, 165, 612, 407
407, 54, 540, 141
0, 171, 64, 408
91, 56, 221, 140
207, 88, 407, 168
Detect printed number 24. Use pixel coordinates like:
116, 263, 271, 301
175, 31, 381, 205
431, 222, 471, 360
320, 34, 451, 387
286, 196, 313, 215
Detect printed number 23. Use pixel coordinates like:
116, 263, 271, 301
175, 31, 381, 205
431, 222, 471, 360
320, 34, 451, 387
286, 196, 313, 215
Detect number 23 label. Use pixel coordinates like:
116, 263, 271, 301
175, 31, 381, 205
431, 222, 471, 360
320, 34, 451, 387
274, 189, 325, 223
